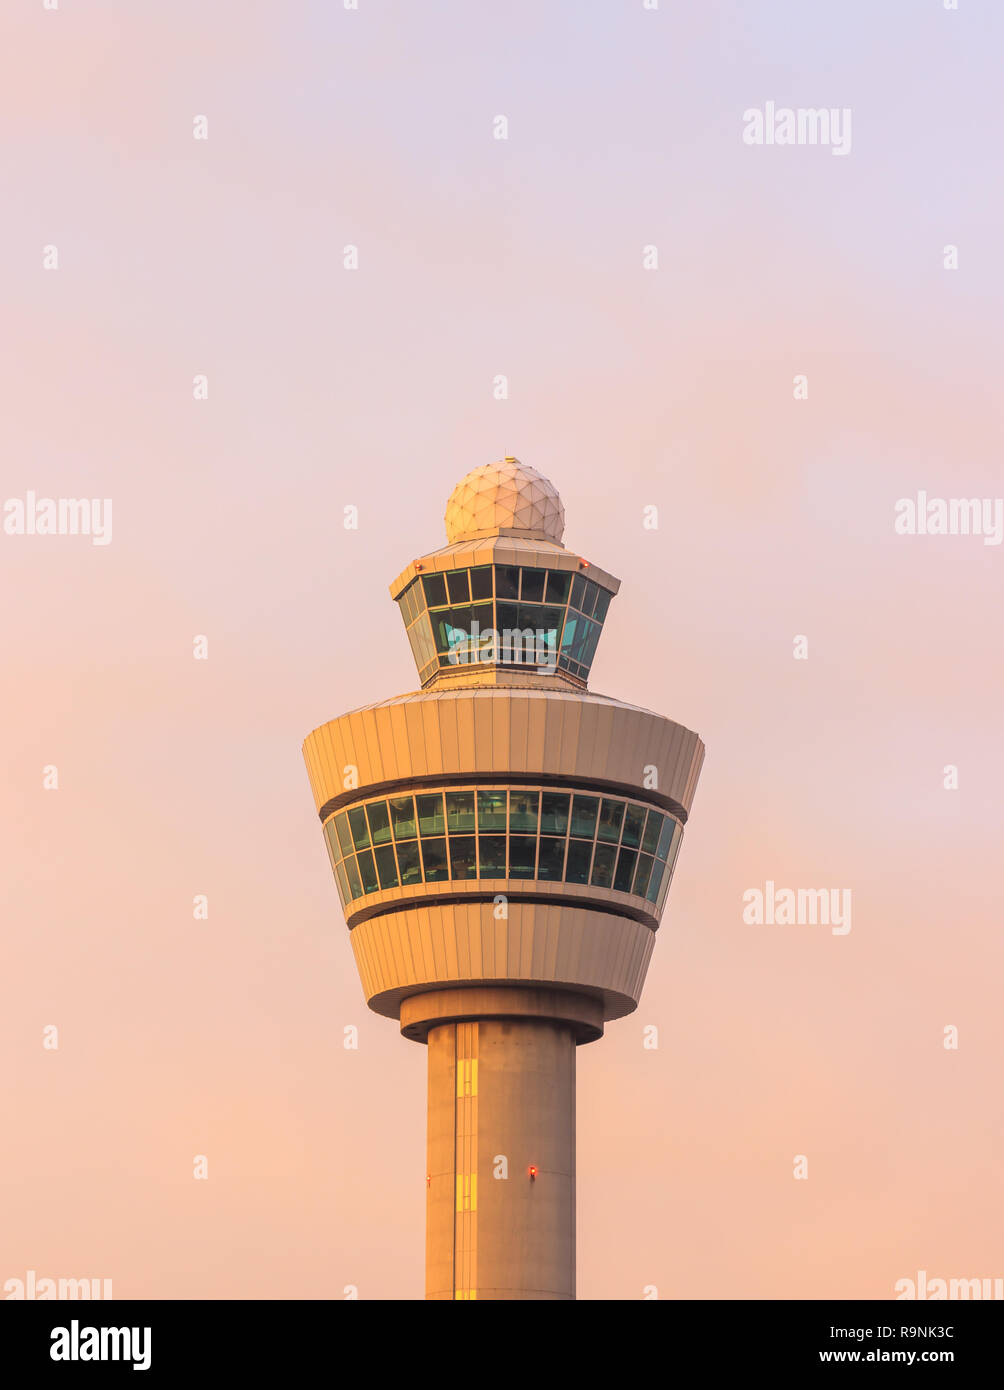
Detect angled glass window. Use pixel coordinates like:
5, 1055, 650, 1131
448, 836, 477, 880
417, 793, 445, 836
641, 810, 662, 856
329, 787, 676, 908
494, 564, 519, 600
580, 621, 601, 667
334, 812, 353, 858
621, 804, 645, 849
614, 847, 637, 894
446, 792, 476, 833
593, 588, 611, 622
348, 806, 370, 850
477, 790, 507, 831
420, 837, 448, 882
446, 569, 470, 603
470, 566, 493, 601
570, 795, 598, 838
509, 790, 539, 833
539, 792, 570, 834
357, 849, 379, 894
334, 861, 350, 906
390, 796, 417, 840
520, 567, 546, 603
597, 798, 625, 843
366, 800, 391, 846
478, 835, 506, 878
559, 613, 579, 658
537, 836, 566, 881
590, 843, 616, 888
664, 823, 682, 878
395, 839, 422, 886
545, 570, 570, 604
633, 853, 654, 898
646, 857, 666, 904
509, 836, 537, 879
569, 572, 587, 611
565, 839, 592, 884
374, 844, 399, 890
344, 856, 362, 899
422, 573, 447, 608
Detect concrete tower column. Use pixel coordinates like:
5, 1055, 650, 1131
407, 986, 599, 1300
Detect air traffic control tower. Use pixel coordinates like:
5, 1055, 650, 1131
302, 459, 704, 1300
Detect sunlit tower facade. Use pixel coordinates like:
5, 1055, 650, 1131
302, 459, 704, 1300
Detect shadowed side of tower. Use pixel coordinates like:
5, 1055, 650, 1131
302, 459, 704, 1300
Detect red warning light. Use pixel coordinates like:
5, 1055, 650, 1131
529, 1166, 537, 1180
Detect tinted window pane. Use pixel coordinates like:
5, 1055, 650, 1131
597, 799, 625, 843
477, 790, 507, 831
374, 844, 399, 890
417, 793, 445, 836
432, 612, 456, 654
446, 569, 470, 603
344, 857, 362, 899
593, 588, 611, 622
334, 860, 350, 905
396, 839, 422, 886
390, 796, 416, 840
665, 826, 682, 877
446, 792, 476, 833
540, 792, 570, 834
580, 580, 599, 617
478, 835, 506, 878
448, 835, 477, 880
521, 567, 546, 603
641, 811, 662, 855
590, 843, 616, 888
656, 818, 674, 860
357, 849, 379, 894
569, 573, 587, 611
613, 847, 637, 893
334, 812, 353, 858
509, 790, 539, 833
422, 573, 447, 607
533, 607, 563, 664
366, 801, 391, 846
545, 570, 570, 604
622, 804, 645, 848
494, 565, 519, 600
537, 836, 566, 880
470, 603, 493, 659
565, 839, 592, 884
495, 602, 518, 643
559, 613, 579, 654
348, 806, 370, 850
633, 854, 654, 897
421, 837, 449, 882
570, 795, 598, 838
580, 621, 601, 667
646, 858, 666, 903
509, 835, 537, 879
470, 566, 493, 601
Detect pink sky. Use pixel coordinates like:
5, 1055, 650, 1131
1, 1, 1001, 1298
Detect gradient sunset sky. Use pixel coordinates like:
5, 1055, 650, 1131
2, 0, 1002, 1299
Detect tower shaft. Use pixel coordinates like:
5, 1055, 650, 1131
411, 986, 595, 1299
426, 1016, 575, 1300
